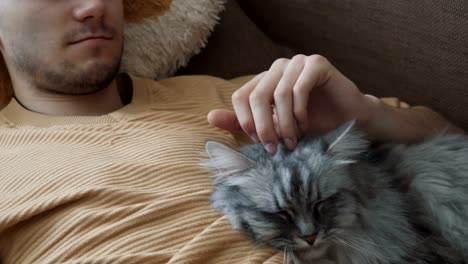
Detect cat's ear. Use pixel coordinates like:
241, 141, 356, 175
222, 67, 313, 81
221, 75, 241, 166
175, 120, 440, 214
323, 119, 369, 158
203, 141, 256, 179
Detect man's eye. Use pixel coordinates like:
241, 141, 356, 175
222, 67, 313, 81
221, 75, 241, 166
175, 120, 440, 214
277, 210, 293, 222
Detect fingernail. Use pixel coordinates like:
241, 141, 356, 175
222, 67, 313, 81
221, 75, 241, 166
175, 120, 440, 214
284, 138, 296, 150
250, 134, 260, 143
264, 143, 277, 154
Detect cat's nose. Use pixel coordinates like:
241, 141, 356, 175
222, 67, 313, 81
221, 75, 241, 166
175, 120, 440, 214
301, 233, 317, 245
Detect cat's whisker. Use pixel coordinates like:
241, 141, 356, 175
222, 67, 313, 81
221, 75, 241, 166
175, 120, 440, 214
246, 244, 262, 264
270, 238, 295, 249
331, 237, 383, 262
320, 220, 415, 261
282, 247, 293, 264
331, 229, 408, 249
289, 248, 294, 264
282, 248, 287, 264
222, 252, 236, 264
338, 233, 389, 248
331, 232, 379, 250
331, 235, 401, 263
372, 221, 424, 240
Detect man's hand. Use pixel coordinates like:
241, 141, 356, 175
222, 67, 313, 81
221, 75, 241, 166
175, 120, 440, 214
208, 54, 465, 154
208, 54, 372, 154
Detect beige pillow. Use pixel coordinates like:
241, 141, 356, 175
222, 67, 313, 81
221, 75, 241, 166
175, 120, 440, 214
121, 0, 227, 79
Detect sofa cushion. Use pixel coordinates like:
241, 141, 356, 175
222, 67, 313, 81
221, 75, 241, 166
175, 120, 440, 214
120, 0, 227, 79
176, 0, 294, 79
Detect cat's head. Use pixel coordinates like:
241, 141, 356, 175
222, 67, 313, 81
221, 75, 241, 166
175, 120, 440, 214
203, 121, 371, 253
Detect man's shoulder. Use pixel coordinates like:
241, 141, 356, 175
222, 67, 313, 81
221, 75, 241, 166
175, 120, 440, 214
126, 74, 257, 113
129, 74, 256, 93
130, 74, 242, 102
132, 74, 237, 88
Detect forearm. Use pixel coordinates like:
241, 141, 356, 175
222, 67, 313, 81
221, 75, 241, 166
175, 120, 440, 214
363, 95, 465, 144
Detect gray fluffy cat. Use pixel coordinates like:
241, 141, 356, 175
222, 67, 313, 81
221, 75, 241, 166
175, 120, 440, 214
203, 120, 468, 264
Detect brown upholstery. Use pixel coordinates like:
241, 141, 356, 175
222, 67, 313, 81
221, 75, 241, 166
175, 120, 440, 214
176, 0, 294, 79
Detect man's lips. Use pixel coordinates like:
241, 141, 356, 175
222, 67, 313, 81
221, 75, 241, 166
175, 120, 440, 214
69, 36, 113, 45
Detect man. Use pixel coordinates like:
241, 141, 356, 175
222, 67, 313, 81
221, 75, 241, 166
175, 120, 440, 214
0, 0, 463, 263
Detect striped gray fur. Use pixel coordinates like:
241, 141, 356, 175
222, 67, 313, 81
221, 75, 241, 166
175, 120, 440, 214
204, 121, 468, 264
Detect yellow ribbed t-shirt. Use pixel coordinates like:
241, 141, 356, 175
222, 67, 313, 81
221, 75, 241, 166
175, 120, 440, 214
0, 75, 281, 264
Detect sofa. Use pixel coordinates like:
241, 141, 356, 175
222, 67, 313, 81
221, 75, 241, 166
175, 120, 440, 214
176, 0, 468, 132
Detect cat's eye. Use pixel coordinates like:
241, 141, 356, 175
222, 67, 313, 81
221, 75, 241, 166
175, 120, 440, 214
277, 210, 293, 222
313, 201, 324, 218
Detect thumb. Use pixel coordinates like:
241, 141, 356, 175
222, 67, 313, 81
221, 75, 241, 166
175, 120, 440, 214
207, 109, 243, 132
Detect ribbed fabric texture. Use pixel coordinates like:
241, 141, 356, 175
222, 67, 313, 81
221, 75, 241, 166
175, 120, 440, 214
0, 75, 281, 263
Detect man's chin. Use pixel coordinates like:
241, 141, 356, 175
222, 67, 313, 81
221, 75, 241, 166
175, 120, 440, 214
40, 61, 121, 95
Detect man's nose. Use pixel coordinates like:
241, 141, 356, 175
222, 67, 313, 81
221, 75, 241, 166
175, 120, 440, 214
73, 0, 106, 22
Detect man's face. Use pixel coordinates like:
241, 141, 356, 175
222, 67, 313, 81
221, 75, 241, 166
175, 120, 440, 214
0, 0, 125, 95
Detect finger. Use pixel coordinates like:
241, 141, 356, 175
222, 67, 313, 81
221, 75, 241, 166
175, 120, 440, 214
293, 55, 333, 133
273, 55, 306, 150
273, 108, 303, 137
231, 72, 266, 142
250, 59, 289, 153
207, 109, 242, 132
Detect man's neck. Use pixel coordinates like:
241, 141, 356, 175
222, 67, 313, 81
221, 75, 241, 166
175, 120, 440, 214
11, 77, 125, 116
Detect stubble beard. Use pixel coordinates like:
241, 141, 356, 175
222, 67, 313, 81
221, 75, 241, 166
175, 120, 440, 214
10, 40, 123, 96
